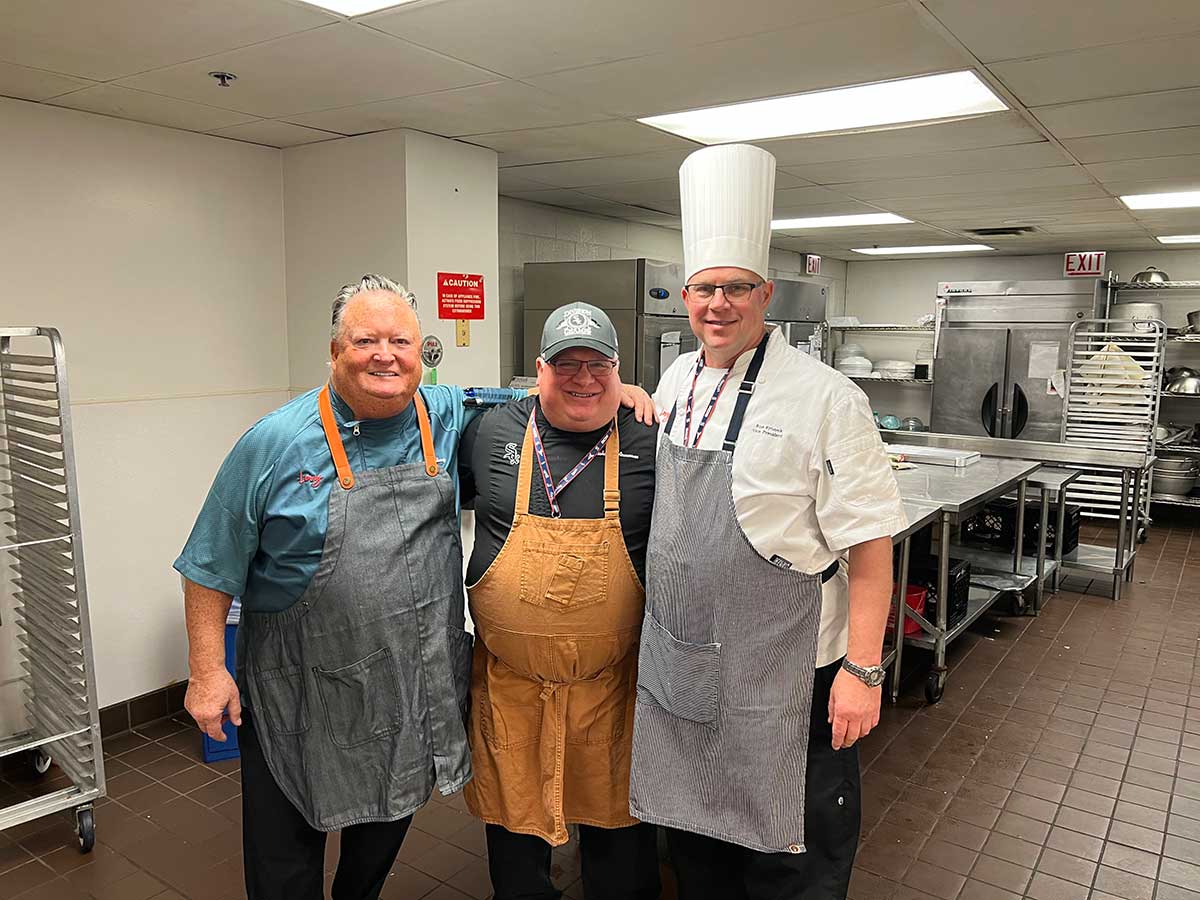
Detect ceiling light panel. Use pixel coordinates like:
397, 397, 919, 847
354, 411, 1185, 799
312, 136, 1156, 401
1158, 235, 1200, 244
638, 71, 1007, 144
772, 213, 911, 230
1121, 190, 1200, 209
852, 244, 995, 255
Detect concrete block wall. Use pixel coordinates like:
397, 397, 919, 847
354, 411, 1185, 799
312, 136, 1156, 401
497, 197, 846, 384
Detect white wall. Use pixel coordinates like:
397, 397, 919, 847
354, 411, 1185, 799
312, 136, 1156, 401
843, 249, 1200, 423
497, 197, 847, 383
0, 98, 288, 712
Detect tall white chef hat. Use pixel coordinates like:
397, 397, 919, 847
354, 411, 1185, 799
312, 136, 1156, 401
679, 143, 777, 283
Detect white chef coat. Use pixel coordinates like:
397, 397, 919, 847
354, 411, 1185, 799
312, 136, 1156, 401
653, 326, 907, 667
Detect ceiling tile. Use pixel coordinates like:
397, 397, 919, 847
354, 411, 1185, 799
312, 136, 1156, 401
209, 119, 340, 147
501, 188, 651, 219
1101, 175, 1200, 196
1063, 126, 1200, 164
0, 0, 335, 81
497, 169, 555, 193
47, 84, 257, 133
755, 113, 1042, 166
522, 5, 965, 118
1126, 209, 1200, 228
780, 141, 1066, 184
769, 200, 886, 218
990, 33, 1200, 107
114, 23, 495, 119
880, 185, 1112, 213
501, 150, 694, 188
362, 0, 894, 78
475, 120, 697, 167
773, 186, 868, 215
1033, 87, 1200, 139
923, 0, 1200, 63
833, 165, 1092, 200
289, 80, 608, 137
1085, 154, 1200, 186
0, 61, 95, 102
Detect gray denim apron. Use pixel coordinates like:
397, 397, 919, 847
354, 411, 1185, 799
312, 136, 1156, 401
239, 385, 473, 831
630, 338, 829, 855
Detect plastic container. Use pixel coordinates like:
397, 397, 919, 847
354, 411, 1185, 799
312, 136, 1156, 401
202, 623, 241, 763
887, 585, 927, 637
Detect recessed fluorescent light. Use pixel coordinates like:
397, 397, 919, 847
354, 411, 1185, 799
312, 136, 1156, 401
772, 213, 911, 230
1158, 234, 1200, 244
638, 71, 1007, 144
852, 244, 994, 255
297, 0, 416, 14
1121, 190, 1200, 210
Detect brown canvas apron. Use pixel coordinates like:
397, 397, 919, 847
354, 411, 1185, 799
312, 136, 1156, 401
463, 414, 645, 845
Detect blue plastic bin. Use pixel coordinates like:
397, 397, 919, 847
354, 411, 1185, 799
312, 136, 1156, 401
202, 623, 240, 763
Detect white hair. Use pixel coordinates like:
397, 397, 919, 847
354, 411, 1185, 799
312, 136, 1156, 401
331, 274, 418, 340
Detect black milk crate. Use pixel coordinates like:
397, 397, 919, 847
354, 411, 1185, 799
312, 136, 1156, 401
994, 498, 1081, 557
908, 557, 971, 632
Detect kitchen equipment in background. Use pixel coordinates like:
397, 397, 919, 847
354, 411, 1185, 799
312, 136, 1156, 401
901, 416, 927, 431
523, 259, 828, 391
875, 359, 917, 379
1188, 310, 1200, 331
1112, 301, 1164, 331
1131, 266, 1171, 284
1165, 367, 1199, 381
836, 357, 873, 377
932, 280, 1105, 440
880, 414, 902, 430
1165, 375, 1200, 395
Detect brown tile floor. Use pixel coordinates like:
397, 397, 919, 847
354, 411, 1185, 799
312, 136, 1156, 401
3, 513, 1200, 900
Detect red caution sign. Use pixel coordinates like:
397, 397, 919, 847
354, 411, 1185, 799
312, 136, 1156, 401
437, 272, 485, 320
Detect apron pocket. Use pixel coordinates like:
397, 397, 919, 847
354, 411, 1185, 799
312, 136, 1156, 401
314, 647, 405, 749
637, 614, 721, 727
254, 664, 310, 737
481, 655, 543, 750
520, 541, 609, 612
448, 627, 474, 722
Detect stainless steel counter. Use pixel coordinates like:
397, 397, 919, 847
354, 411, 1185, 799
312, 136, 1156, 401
892, 457, 1042, 520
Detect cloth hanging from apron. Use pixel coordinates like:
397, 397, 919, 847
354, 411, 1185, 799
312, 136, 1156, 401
630, 338, 829, 854
239, 384, 474, 831
464, 413, 646, 845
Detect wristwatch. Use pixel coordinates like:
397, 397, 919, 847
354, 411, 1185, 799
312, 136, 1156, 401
841, 659, 886, 688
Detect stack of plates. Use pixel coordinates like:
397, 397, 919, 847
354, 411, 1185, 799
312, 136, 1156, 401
875, 359, 917, 379
836, 356, 873, 377
833, 343, 865, 363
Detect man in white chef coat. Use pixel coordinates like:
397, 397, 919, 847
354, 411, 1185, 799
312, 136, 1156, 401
629, 143, 906, 899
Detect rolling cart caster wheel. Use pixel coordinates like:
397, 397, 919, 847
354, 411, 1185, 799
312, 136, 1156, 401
1137, 529, 1148, 545
30, 749, 52, 776
925, 671, 945, 704
76, 806, 95, 854
1009, 592, 1028, 616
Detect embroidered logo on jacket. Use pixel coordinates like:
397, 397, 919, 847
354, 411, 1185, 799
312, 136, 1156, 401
298, 471, 323, 489
503, 442, 521, 466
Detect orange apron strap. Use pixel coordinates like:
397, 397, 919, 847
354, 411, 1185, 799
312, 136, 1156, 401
603, 419, 620, 517
318, 385, 355, 491
514, 418, 536, 516
412, 391, 438, 478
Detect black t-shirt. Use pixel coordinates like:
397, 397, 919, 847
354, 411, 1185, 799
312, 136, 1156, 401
459, 396, 658, 585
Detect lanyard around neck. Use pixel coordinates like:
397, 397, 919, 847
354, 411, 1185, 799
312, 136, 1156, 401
528, 411, 615, 518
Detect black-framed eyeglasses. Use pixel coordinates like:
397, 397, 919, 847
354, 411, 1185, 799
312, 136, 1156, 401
548, 359, 618, 377
684, 282, 763, 302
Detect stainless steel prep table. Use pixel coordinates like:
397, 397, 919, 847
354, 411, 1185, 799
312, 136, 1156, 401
884, 500, 943, 703
892, 457, 1042, 702
1025, 467, 1082, 602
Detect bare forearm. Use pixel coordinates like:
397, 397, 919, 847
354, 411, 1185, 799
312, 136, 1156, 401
184, 579, 234, 678
845, 536, 894, 667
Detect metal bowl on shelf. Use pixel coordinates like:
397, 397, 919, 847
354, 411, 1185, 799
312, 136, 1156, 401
1165, 376, 1200, 395
1165, 367, 1200, 382
1131, 266, 1170, 284
1153, 471, 1197, 496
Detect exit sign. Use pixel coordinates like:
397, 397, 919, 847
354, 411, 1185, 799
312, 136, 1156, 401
1064, 251, 1106, 277
805, 254, 822, 276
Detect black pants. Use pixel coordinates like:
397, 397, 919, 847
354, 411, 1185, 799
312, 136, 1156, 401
664, 660, 861, 900
486, 822, 662, 900
240, 712, 413, 900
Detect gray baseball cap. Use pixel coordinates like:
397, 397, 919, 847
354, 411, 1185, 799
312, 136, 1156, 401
539, 302, 619, 361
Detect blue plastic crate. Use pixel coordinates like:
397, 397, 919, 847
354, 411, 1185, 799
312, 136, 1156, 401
202, 623, 240, 763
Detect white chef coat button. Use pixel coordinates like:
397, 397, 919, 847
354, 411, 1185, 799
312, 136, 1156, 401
787, 843, 802, 854
838, 796, 845, 806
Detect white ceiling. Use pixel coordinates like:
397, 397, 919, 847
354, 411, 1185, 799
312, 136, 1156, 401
4, 0, 1200, 259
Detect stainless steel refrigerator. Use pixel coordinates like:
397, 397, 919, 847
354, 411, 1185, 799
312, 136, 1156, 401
523, 258, 827, 391
930, 280, 1104, 440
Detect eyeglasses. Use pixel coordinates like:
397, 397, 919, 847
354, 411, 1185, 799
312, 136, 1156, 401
547, 359, 618, 377
684, 282, 763, 302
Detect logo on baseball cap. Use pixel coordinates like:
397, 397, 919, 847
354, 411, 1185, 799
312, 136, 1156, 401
539, 302, 619, 361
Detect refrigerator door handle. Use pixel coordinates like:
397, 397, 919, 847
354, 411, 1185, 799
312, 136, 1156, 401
1011, 383, 1030, 439
981, 382, 999, 437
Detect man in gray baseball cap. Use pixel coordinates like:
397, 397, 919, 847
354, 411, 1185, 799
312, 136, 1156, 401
456, 299, 661, 900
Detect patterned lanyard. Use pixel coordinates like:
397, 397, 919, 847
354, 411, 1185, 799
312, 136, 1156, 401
683, 352, 735, 448
529, 410, 615, 518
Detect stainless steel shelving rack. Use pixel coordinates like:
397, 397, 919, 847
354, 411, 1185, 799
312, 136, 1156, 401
0, 327, 103, 852
818, 322, 936, 386
1105, 279, 1200, 511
